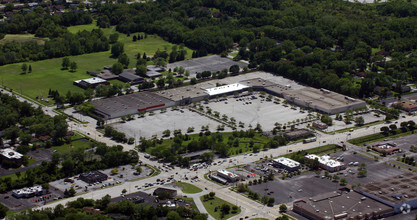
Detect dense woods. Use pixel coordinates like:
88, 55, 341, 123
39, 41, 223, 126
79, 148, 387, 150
95, 0, 417, 97
1, 0, 417, 97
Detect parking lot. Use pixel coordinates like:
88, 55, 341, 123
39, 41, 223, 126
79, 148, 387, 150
50, 165, 151, 195
249, 172, 341, 204
1, 186, 64, 211
331, 151, 405, 185
111, 108, 230, 140
326, 112, 382, 132
204, 94, 310, 131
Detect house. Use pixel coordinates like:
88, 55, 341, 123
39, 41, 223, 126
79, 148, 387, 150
119, 72, 144, 85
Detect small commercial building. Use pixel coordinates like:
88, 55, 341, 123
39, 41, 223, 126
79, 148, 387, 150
283, 129, 314, 141
305, 154, 346, 172
79, 171, 108, 184
395, 101, 417, 112
372, 143, 400, 155
210, 174, 228, 185
293, 188, 393, 220
119, 72, 144, 85
180, 149, 212, 162
12, 186, 43, 198
312, 121, 328, 130
217, 169, 240, 182
73, 77, 109, 89
272, 157, 300, 172
0, 148, 23, 168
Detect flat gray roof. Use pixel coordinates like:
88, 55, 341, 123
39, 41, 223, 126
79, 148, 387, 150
294, 188, 393, 219
155, 85, 208, 101
91, 92, 173, 117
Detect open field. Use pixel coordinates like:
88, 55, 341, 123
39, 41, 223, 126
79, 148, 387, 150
174, 182, 202, 194
0, 23, 193, 104
200, 195, 241, 220
0, 34, 48, 45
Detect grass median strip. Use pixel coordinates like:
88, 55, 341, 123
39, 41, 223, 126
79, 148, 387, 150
175, 182, 202, 194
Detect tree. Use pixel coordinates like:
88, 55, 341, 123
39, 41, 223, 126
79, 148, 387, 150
70, 62, 77, 72
62, 57, 70, 69
380, 126, 389, 134
118, 54, 130, 68
321, 115, 333, 126
111, 42, 124, 58
21, 63, 27, 74
28, 65, 32, 73
220, 204, 230, 215
209, 192, 215, 198
0, 203, 8, 218
354, 116, 364, 126
111, 168, 119, 175
163, 129, 171, 137
112, 62, 124, 75
109, 33, 119, 44
279, 204, 287, 212
229, 65, 240, 75
135, 65, 147, 76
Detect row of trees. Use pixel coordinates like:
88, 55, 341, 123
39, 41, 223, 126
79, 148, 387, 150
0, 29, 109, 65
9, 195, 207, 220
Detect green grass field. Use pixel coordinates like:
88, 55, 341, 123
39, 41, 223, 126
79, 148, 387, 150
0, 34, 48, 45
200, 195, 241, 220
0, 22, 194, 105
175, 182, 203, 194
51, 138, 92, 154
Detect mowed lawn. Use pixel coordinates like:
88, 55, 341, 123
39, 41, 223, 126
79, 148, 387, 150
200, 195, 241, 220
0, 22, 194, 103
175, 182, 203, 194
0, 34, 48, 45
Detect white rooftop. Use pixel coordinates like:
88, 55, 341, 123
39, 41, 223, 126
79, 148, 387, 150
0, 148, 23, 159
273, 157, 300, 168
75, 77, 106, 84
305, 154, 343, 168
218, 169, 239, 178
205, 83, 249, 96
12, 185, 42, 195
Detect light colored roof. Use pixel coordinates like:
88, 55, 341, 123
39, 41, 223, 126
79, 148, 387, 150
12, 185, 42, 195
217, 169, 239, 178
0, 148, 23, 159
75, 77, 106, 84
273, 157, 300, 168
305, 154, 343, 168
205, 83, 249, 96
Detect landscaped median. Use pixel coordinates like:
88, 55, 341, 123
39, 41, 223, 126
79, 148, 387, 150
200, 193, 241, 220
174, 182, 202, 194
